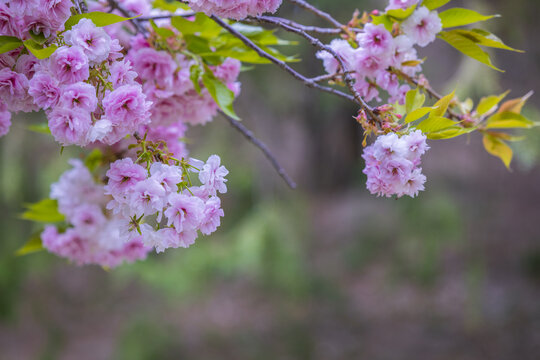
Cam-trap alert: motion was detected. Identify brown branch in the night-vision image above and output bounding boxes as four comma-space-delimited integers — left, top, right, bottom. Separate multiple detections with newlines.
243, 16, 342, 34
287, 0, 344, 29
210, 15, 357, 104
219, 112, 297, 189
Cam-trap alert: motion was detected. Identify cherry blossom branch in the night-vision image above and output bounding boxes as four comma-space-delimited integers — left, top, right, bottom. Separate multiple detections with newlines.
287, 0, 344, 29
249, 15, 382, 123
219, 111, 297, 189
210, 15, 357, 103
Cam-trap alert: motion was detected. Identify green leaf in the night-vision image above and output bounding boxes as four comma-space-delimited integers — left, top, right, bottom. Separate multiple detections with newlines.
21, 199, 65, 223
438, 31, 503, 72
476, 91, 509, 115
405, 88, 426, 113
483, 134, 512, 169
202, 67, 239, 120
451, 29, 523, 52
422, 0, 451, 10
416, 116, 458, 133
190, 64, 202, 94
84, 149, 103, 172
15, 233, 44, 256
171, 13, 222, 38
0, 35, 23, 54
23, 39, 57, 59
405, 107, 432, 123
371, 14, 393, 31
439, 8, 497, 28
430, 90, 455, 117
64, 12, 138, 31
485, 112, 535, 129
426, 126, 473, 140
26, 123, 51, 134
386, 5, 417, 20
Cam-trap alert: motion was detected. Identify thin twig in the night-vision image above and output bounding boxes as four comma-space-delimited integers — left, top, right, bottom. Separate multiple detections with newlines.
243, 16, 342, 34
287, 0, 344, 29
251, 15, 382, 123
107, 0, 148, 35
390, 67, 461, 120
138, 13, 196, 21
309, 71, 354, 83
219, 112, 297, 189
75, 0, 88, 13
210, 15, 356, 104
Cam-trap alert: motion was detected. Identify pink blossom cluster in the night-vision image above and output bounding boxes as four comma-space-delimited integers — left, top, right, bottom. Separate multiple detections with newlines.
32, 19, 152, 146
126, 35, 242, 127
0, 16, 154, 145
43, 160, 151, 267
362, 130, 429, 198
104, 155, 227, 253
41, 153, 228, 265
0, 0, 72, 40
316, 1, 442, 104
186, 0, 283, 20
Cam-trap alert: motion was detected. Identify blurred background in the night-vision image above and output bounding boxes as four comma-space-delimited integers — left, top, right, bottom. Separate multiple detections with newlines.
1, 0, 540, 359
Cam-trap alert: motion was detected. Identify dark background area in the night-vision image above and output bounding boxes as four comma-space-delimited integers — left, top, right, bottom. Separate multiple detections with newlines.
1, 0, 540, 359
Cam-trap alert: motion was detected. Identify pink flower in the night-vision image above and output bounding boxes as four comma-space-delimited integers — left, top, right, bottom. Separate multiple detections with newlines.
357, 23, 393, 56
64, 19, 112, 64
187, 0, 282, 20
70, 204, 106, 233
376, 71, 400, 96
316, 39, 355, 74
402, 6, 442, 47
48, 107, 92, 146
28, 72, 61, 110
150, 163, 183, 193
20, 14, 56, 40
15, 54, 38, 79
164, 193, 205, 232
105, 158, 147, 195
108, 59, 137, 87
102, 84, 151, 129
354, 48, 388, 78
130, 47, 176, 87
59, 82, 98, 112
49, 46, 90, 84
353, 77, 380, 103
199, 197, 224, 235
199, 155, 229, 195
128, 178, 167, 217
0, 4, 21, 37
0, 68, 36, 112
50, 159, 105, 216
41, 0, 73, 28
213, 58, 241, 84
42, 227, 89, 265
